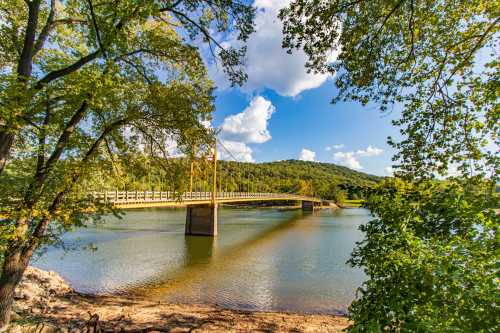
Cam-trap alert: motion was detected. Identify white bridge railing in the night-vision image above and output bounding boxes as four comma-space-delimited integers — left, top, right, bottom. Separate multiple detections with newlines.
92, 191, 319, 204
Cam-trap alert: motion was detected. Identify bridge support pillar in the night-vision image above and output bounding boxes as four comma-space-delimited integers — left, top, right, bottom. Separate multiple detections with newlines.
301, 201, 317, 212
185, 204, 218, 236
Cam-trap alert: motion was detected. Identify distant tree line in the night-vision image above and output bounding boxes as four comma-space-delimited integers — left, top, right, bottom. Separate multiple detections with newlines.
86, 156, 380, 202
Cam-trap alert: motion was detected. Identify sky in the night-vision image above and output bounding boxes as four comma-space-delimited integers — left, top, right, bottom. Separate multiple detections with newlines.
205, 0, 399, 177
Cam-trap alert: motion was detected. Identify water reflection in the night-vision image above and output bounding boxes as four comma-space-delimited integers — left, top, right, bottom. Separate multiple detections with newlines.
34, 207, 369, 313
183, 236, 216, 266
135, 210, 305, 297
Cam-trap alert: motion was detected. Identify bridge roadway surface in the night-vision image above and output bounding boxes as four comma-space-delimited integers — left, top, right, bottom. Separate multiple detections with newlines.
94, 191, 323, 209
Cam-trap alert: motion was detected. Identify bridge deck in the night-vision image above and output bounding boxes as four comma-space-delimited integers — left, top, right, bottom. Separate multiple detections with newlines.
93, 191, 322, 209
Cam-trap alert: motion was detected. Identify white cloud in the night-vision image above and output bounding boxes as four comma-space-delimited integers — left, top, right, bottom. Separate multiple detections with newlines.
218, 96, 276, 162
210, 0, 337, 97
445, 164, 462, 178
384, 166, 394, 176
122, 127, 185, 158
333, 151, 363, 170
163, 136, 180, 157
326, 144, 344, 151
220, 96, 275, 144
219, 140, 254, 162
200, 119, 212, 129
333, 145, 384, 170
155, 135, 185, 158
299, 148, 316, 161
356, 145, 384, 157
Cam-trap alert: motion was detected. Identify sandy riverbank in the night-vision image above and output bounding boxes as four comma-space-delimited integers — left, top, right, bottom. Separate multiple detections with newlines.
7, 267, 350, 332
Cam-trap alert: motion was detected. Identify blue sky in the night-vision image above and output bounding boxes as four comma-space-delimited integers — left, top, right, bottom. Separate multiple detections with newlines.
206, 0, 400, 176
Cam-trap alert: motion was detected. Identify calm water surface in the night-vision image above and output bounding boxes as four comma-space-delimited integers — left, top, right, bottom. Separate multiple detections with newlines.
34, 207, 370, 313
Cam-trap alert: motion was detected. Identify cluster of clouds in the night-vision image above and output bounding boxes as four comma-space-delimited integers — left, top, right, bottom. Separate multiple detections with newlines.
298, 148, 316, 162
197, 1, 394, 174
210, 0, 335, 97
220, 96, 275, 144
219, 96, 275, 162
298, 144, 385, 171
219, 140, 254, 162
207, 0, 340, 163
212, 0, 327, 162
216, 97, 385, 170
324, 144, 344, 151
333, 145, 384, 170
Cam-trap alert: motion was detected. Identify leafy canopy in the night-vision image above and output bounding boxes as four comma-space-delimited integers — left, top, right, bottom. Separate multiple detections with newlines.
280, 0, 499, 178
280, 1, 499, 332
349, 179, 498, 332
0, 0, 254, 286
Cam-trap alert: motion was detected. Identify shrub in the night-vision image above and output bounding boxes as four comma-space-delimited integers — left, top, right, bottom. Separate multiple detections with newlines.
348, 178, 499, 332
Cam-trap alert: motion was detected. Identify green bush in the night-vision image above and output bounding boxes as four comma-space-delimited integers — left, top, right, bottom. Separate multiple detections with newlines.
348, 178, 499, 332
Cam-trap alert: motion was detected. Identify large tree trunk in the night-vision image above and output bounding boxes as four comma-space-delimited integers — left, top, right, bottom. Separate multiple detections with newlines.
0, 131, 15, 175
0, 248, 30, 331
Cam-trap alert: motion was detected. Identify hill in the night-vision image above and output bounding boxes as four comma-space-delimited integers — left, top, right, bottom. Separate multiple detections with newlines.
218, 159, 381, 200
95, 157, 381, 201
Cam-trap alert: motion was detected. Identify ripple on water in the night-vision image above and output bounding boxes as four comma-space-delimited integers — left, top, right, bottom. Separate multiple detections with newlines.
33, 207, 369, 313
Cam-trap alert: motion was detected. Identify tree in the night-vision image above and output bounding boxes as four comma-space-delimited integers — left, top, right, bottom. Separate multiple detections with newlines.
0, 0, 254, 329
280, 1, 499, 331
328, 183, 346, 205
297, 179, 314, 196
280, 0, 499, 178
348, 179, 498, 332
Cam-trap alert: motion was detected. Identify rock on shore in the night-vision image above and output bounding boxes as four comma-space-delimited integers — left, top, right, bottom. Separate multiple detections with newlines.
8, 266, 349, 332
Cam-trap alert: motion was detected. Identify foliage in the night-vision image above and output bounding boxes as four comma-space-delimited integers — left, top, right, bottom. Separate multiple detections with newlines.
0, 0, 254, 327
328, 183, 347, 204
280, 1, 499, 331
0, 0, 254, 251
218, 160, 380, 200
92, 157, 381, 201
280, 0, 499, 178
348, 178, 499, 332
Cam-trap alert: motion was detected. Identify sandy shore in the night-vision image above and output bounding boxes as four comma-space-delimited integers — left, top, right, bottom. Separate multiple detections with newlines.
8, 267, 350, 332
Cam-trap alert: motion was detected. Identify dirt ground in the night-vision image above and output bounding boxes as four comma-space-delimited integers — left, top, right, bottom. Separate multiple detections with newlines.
7, 267, 350, 333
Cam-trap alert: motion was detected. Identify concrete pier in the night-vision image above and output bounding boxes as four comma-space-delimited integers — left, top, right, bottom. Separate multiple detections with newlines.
185, 204, 218, 236
301, 201, 316, 212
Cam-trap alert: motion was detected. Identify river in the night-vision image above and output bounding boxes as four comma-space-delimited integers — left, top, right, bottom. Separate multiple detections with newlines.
33, 207, 370, 314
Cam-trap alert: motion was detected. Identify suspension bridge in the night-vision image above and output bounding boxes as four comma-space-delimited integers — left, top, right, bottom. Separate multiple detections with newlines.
93, 140, 327, 236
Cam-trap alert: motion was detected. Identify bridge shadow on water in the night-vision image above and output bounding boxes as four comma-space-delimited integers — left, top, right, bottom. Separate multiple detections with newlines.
130, 209, 320, 298
183, 236, 216, 266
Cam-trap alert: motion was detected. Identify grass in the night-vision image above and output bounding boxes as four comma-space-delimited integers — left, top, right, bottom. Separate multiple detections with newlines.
342, 199, 365, 207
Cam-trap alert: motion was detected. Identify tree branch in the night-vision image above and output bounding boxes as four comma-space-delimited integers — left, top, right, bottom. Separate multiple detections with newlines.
34, 50, 101, 89
119, 58, 153, 85
24, 116, 131, 253
405, 0, 415, 63
166, 8, 226, 51
87, 0, 106, 58
52, 17, 87, 25
50, 117, 131, 205
33, 0, 55, 56
21, 100, 89, 209
35, 99, 51, 174
160, 0, 184, 11
441, 16, 500, 87
42, 101, 89, 175
33, 5, 141, 90
375, 0, 405, 39
164, 6, 243, 81
17, 0, 41, 78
